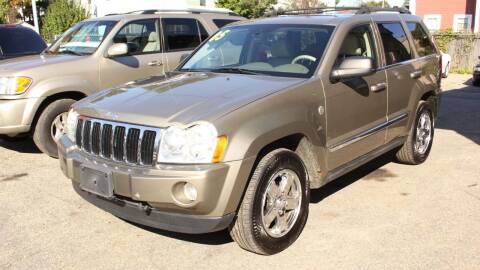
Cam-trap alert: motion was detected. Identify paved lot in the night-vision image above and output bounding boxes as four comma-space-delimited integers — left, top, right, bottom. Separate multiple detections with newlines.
1, 74, 479, 270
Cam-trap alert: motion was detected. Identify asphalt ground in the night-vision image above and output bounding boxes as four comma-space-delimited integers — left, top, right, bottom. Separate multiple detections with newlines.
1, 74, 479, 269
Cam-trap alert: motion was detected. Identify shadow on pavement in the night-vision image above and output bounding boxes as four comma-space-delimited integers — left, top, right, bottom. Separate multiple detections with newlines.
0, 137, 41, 154
126, 221, 233, 245
436, 79, 480, 144
310, 151, 395, 204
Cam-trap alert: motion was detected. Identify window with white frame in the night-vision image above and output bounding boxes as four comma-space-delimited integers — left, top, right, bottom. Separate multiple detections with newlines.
453, 14, 472, 32
424, 14, 442, 31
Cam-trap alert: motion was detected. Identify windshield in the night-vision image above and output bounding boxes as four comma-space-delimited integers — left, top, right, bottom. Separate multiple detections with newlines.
180, 24, 334, 78
48, 20, 117, 55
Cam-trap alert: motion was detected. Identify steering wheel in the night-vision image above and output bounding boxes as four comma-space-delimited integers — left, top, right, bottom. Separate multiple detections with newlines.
291, 55, 317, 65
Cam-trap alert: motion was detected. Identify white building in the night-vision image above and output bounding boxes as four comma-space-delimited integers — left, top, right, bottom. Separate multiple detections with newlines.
79, 0, 216, 17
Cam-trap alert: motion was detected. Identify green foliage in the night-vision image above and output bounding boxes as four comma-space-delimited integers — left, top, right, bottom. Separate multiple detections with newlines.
41, 0, 89, 42
361, 1, 391, 8
217, 0, 277, 19
432, 30, 477, 52
0, 1, 9, 24
450, 67, 472, 74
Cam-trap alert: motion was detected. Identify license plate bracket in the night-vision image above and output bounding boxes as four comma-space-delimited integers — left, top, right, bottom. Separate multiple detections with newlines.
79, 166, 113, 198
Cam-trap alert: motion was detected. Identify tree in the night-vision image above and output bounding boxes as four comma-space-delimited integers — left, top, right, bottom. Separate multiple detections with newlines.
0, 1, 9, 24
361, 0, 391, 8
217, 0, 277, 19
41, 0, 89, 42
288, 0, 326, 9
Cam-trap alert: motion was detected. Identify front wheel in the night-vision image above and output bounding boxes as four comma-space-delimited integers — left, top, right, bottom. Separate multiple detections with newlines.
229, 148, 310, 255
33, 99, 76, 158
395, 100, 435, 165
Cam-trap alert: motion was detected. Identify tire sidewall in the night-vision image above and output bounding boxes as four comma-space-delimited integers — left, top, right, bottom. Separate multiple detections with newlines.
251, 150, 310, 254
33, 99, 75, 157
411, 102, 435, 164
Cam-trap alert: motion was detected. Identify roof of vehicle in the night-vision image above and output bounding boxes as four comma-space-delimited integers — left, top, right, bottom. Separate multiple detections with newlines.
85, 7, 242, 22
232, 7, 420, 27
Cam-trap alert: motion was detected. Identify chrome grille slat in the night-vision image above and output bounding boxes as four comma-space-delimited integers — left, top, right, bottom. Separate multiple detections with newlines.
75, 117, 161, 167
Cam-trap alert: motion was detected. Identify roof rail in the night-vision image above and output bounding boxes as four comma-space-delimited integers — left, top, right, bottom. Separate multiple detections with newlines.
125, 7, 240, 16
269, 6, 411, 16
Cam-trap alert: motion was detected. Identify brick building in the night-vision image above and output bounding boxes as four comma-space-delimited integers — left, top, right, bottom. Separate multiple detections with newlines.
410, 0, 480, 32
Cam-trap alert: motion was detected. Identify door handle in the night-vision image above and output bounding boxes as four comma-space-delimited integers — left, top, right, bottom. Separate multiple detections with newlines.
410, 70, 422, 79
147, 61, 163, 67
370, 82, 387, 92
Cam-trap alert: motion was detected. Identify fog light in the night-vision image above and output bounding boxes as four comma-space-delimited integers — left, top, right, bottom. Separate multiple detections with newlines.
183, 183, 198, 201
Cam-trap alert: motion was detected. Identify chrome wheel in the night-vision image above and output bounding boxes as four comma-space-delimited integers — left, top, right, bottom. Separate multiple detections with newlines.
51, 112, 68, 142
414, 111, 432, 155
261, 169, 302, 238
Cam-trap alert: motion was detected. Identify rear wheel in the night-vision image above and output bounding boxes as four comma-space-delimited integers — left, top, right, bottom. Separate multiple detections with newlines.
395, 100, 434, 165
229, 148, 310, 255
33, 99, 75, 158
473, 79, 480, 87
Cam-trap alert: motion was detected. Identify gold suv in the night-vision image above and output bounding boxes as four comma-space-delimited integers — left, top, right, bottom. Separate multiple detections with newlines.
58, 7, 442, 255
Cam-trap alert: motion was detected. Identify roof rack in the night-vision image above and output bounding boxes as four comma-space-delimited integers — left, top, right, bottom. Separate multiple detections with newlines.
270, 6, 410, 16
125, 7, 240, 16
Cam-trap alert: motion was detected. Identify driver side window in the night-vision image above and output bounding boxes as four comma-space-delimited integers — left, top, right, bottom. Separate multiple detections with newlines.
337, 24, 377, 68
113, 19, 160, 55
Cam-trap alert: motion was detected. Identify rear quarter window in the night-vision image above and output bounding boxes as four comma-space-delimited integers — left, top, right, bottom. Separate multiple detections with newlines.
406, 22, 437, 57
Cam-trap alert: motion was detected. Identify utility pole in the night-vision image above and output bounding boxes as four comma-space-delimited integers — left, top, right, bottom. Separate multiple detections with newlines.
32, 0, 39, 33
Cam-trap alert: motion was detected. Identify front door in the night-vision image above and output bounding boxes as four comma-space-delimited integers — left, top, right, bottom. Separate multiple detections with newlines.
324, 23, 388, 169
99, 19, 166, 89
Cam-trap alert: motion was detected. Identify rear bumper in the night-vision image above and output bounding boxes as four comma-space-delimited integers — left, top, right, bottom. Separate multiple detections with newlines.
0, 97, 43, 135
73, 183, 235, 234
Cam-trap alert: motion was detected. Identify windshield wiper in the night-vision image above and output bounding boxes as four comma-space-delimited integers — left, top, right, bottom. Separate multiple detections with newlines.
211, 67, 261, 75
58, 49, 84, 56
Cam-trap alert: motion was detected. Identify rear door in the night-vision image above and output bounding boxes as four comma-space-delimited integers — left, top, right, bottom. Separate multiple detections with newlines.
375, 21, 418, 141
99, 19, 165, 89
160, 17, 210, 71
324, 23, 388, 169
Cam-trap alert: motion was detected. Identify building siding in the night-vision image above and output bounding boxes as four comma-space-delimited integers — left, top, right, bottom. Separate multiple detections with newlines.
414, 0, 478, 32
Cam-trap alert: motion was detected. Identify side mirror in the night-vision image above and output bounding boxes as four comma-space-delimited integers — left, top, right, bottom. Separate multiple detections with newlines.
331, 56, 375, 81
180, 53, 190, 62
107, 43, 128, 58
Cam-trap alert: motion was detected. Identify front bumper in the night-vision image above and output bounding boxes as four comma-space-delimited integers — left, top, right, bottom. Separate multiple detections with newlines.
0, 97, 43, 135
58, 135, 255, 234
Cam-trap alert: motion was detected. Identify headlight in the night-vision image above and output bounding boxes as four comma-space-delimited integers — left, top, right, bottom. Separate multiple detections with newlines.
0, 76, 33, 95
158, 123, 227, 164
65, 109, 79, 142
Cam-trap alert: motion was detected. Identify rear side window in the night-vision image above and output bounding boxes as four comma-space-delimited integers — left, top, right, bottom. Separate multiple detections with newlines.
213, 19, 239, 28
162, 18, 209, 51
406, 22, 436, 57
377, 22, 412, 65
0, 27, 46, 57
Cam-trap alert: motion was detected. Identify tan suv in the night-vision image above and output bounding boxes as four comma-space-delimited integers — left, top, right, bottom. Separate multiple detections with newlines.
57, 7, 442, 255
0, 8, 243, 157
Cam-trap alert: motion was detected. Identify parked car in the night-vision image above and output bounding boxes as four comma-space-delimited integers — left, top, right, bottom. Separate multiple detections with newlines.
0, 8, 244, 156
473, 57, 480, 86
0, 24, 47, 60
57, 7, 441, 255
441, 52, 451, 78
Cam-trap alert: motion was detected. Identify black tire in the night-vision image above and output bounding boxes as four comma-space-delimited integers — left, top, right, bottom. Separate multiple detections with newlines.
229, 148, 310, 255
473, 79, 480, 87
33, 99, 75, 158
395, 100, 435, 165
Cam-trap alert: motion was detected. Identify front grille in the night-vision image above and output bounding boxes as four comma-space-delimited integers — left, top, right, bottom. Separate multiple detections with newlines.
75, 117, 160, 166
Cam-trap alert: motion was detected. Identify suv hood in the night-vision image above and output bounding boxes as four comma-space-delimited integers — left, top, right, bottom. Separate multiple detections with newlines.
0, 54, 81, 73
75, 72, 305, 127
